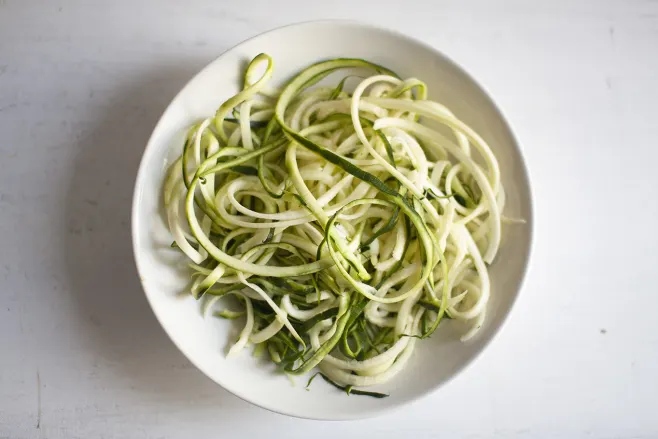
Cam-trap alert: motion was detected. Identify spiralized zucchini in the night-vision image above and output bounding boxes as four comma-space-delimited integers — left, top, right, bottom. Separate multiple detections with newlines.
164, 53, 508, 396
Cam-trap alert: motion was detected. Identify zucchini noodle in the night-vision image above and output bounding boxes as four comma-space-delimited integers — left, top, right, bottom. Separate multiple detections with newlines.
163, 53, 509, 396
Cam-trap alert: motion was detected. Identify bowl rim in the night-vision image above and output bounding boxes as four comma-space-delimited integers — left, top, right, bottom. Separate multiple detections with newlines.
131, 18, 535, 420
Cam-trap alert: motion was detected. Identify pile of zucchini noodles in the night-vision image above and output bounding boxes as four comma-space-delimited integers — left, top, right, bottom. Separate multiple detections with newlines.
164, 53, 507, 395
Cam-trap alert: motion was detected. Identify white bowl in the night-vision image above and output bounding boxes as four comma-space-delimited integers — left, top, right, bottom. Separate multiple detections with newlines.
132, 20, 533, 420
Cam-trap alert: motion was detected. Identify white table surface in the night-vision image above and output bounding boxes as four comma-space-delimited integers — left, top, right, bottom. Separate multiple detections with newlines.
2, 0, 657, 437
